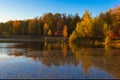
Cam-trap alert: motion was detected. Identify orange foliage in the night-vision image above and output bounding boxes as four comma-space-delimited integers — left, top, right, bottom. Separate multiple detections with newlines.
63, 25, 68, 38
13, 21, 20, 27
62, 44, 67, 57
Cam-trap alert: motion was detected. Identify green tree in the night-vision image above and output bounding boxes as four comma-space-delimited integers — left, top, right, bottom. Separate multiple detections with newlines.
0, 22, 5, 34
38, 18, 44, 36
28, 18, 38, 35
69, 13, 80, 35
66, 14, 73, 36
4, 21, 13, 34
92, 17, 105, 38
21, 21, 29, 35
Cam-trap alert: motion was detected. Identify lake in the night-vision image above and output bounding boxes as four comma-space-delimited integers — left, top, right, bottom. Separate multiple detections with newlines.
0, 41, 120, 79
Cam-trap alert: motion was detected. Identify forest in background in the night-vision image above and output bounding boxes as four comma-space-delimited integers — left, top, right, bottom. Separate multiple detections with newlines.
0, 6, 120, 41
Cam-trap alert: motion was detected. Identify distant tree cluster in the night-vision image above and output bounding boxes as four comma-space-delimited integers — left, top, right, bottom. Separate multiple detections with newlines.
0, 13, 80, 37
0, 6, 120, 40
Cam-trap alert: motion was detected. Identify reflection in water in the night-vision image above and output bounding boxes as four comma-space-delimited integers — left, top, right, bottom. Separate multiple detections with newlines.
0, 42, 120, 79
69, 42, 120, 78
9, 43, 78, 67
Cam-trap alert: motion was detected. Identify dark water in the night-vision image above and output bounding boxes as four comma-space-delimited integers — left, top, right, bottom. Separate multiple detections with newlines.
0, 41, 120, 79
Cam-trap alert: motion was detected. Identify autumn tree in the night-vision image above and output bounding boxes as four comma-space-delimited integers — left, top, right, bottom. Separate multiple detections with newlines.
1, 6, 120, 39
43, 23, 49, 36
76, 10, 93, 38
55, 17, 65, 36
12, 20, 21, 34
110, 6, 120, 38
42, 13, 56, 35
28, 18, 38, 35
48, 29, 52, 36
103, 23, 109, 36
63, 25, 68, 38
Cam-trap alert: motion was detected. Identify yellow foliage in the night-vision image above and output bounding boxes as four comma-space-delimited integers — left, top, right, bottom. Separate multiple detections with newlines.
43, 23, 49, 36
105, 36, 111, 44
75, 10, 93, 37
69, 31, 76, 42
48, 29, 52, 36
44, 23, 49, 29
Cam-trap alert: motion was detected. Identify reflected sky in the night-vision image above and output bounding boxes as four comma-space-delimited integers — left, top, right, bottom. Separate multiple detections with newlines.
0, 42, 119, 79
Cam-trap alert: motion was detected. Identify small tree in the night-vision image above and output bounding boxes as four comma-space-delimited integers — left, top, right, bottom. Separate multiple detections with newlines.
43, 23, 49, 41
43, 23, 49, 36
62, 25, 68, 42
63, 25, 68, 38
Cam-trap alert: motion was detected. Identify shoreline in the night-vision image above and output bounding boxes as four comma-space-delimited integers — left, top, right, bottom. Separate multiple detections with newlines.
0, 38, 44, 42
0, 37, 67, 43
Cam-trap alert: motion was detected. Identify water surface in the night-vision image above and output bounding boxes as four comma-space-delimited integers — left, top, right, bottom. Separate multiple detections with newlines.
0, 41, 120, 79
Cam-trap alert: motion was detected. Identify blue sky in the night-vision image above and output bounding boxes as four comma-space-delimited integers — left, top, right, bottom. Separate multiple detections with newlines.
0, 0, 120, 22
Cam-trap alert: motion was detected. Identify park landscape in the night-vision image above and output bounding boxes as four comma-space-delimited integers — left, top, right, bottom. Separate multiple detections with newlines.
0, 6, 120, 47
0, 0, 120, 79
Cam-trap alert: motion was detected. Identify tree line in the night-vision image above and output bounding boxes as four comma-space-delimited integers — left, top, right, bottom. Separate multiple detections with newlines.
69, 6, 120, 42
0, 6, 120, 40
0, 13, 80, 37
